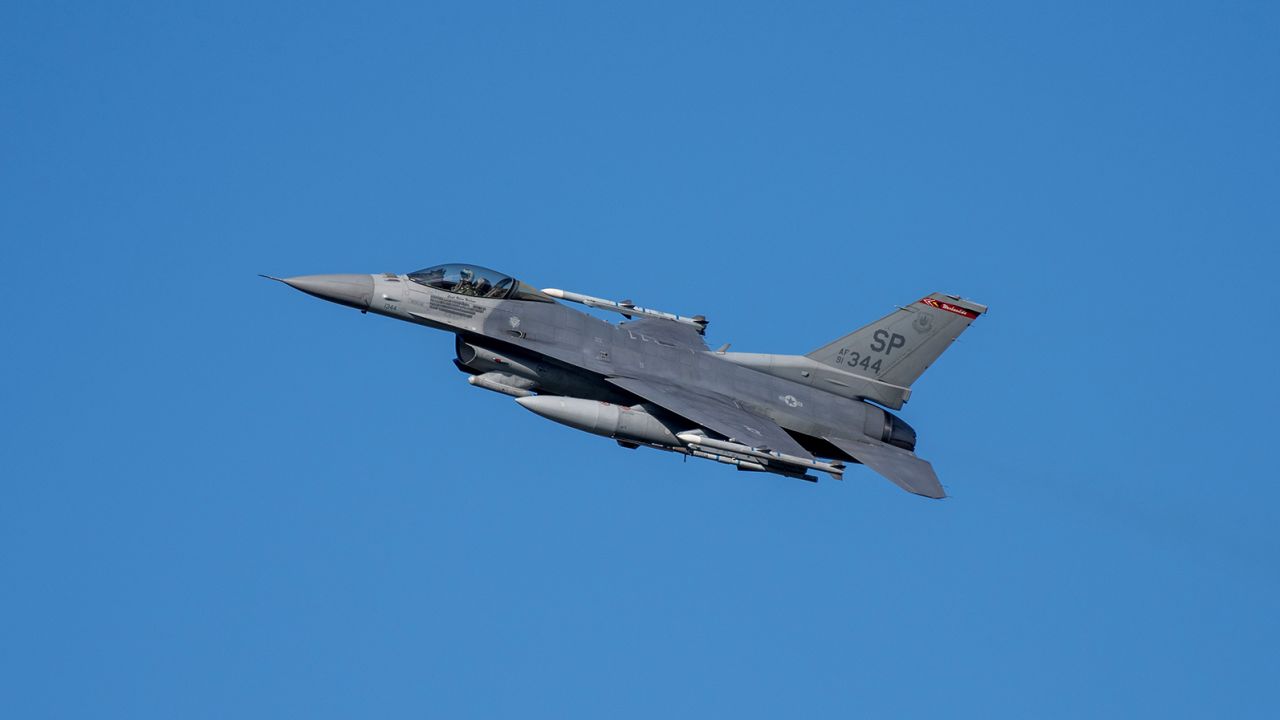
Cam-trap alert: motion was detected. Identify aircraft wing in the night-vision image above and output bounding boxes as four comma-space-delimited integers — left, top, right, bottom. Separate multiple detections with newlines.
824, 435, 946, 499
618, 318, 709, 351
606, 376, 813, 460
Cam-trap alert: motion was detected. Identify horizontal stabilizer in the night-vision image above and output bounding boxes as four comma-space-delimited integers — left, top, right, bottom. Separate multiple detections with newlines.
825, 436, 946, 499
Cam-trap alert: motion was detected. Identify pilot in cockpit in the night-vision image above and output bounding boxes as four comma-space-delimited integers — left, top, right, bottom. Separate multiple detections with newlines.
454, 267, 479, 296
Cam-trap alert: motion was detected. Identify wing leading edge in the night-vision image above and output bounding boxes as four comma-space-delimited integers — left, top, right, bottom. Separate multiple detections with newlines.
605, 376, 814, 460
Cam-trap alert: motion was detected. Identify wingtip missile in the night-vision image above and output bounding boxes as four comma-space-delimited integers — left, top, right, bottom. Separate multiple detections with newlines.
540, 287, 708, 334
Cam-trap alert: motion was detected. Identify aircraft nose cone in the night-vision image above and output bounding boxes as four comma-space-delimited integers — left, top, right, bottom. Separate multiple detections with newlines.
279, 274, 374, 310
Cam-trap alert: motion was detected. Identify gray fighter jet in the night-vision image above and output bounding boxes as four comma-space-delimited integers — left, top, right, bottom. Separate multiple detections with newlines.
265, 264, 986, 498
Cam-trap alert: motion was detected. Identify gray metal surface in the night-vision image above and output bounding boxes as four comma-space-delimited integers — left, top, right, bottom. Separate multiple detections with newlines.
806, 292, 987, 390
267, 263, 986, 499
825, 435, 945, 499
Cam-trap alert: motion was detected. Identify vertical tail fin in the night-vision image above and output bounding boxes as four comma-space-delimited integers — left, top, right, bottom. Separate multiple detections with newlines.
806, 293, 987, 390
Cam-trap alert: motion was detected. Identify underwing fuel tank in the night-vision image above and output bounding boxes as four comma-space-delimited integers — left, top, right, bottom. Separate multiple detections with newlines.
515, 396, 684, 447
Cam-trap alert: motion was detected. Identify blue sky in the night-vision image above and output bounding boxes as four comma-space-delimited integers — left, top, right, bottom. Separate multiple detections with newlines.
3, 1, 1277, 717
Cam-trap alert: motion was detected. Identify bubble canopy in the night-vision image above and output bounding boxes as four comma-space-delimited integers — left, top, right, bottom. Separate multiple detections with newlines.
406, 264, 550, 301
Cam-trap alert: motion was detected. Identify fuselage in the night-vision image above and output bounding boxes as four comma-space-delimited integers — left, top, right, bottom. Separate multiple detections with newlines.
268, 263, 988, 498
357, 271, 902, 456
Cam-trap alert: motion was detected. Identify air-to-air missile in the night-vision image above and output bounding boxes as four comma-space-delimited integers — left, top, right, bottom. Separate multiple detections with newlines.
542, 288, 709, 333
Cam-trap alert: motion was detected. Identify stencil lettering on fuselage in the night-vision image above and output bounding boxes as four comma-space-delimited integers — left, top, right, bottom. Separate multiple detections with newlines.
429, 295, 486, 318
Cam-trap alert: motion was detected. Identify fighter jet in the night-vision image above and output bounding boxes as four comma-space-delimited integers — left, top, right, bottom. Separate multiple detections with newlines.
265, 264, 986, 498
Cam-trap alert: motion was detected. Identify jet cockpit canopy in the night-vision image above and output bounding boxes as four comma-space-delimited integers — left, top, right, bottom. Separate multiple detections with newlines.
407, 263, 550, 301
